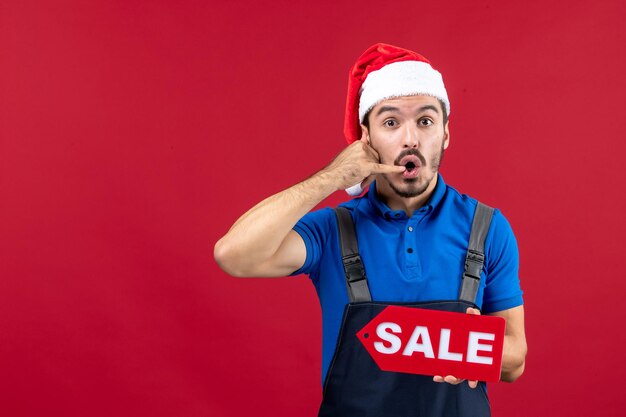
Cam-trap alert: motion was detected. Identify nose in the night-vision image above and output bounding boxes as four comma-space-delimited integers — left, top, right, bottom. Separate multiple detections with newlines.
402, 124, 419, 148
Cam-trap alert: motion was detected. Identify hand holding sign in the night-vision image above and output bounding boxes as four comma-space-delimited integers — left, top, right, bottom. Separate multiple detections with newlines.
357, 305, 505, 383
433, 307, 481, 389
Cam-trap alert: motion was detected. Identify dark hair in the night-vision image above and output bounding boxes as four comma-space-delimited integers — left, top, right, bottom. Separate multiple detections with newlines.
362, 98, 449, 129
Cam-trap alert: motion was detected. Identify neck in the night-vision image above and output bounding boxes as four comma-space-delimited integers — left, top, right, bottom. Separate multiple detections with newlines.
375, 175, 439, 217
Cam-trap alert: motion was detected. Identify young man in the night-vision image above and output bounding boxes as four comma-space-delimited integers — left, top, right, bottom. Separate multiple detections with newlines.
214, 43, 527, 416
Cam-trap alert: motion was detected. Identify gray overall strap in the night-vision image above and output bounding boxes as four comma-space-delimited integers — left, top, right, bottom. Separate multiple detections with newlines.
459, 202, 495, 304
334, 207, 372, 303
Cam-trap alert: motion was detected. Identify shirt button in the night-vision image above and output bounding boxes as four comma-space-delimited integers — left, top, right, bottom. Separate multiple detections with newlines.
408, 226, 414, 232
407, 248, 413, 253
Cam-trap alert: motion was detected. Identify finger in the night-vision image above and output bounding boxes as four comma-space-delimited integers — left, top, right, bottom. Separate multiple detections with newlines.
364, 143, 380, 161
370, 163, 405, 174
443, 375, 464, 385
352, 140, 378, 163
433, 375, 445, 383
468, 380, 478, 389
466, 307, 481, 315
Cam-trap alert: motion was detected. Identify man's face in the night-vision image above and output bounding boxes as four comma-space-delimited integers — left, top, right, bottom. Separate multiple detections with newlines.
362, 95, 449, 198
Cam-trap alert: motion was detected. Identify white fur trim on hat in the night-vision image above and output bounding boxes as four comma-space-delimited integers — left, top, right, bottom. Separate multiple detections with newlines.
358, 60, 450, 122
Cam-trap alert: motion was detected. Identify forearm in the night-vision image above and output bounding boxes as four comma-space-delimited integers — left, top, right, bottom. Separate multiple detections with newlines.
214, 168, 338, 276
500, 334, 527, 382
214, 140, 404, 277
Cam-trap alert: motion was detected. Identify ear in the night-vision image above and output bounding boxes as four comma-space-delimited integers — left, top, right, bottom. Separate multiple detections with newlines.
442, 121, 450, 150
360, 124, 370, 144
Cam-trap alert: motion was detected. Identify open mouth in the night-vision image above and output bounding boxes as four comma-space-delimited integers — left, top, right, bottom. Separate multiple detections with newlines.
397, 154, 422, 179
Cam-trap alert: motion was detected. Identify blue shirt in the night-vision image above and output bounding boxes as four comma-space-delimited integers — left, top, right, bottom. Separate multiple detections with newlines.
291, 174, 523, 383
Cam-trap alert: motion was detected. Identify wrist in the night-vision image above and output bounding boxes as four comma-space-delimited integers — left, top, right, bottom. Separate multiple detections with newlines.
312, 167, 342, 194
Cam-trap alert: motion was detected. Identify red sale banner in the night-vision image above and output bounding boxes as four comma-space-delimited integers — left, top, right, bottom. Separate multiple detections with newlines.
357, 306, 506, 382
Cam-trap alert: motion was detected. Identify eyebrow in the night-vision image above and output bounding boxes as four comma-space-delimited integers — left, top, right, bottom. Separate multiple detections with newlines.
417, 105, 440, 114
375, 104, 440, 117
375, 105, 400, 117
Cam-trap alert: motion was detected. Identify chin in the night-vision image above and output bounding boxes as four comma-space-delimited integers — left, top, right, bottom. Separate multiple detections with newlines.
391, 179, 430, 198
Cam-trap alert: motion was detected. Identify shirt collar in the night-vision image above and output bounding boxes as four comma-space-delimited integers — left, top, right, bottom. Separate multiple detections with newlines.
366, 173, 446, 219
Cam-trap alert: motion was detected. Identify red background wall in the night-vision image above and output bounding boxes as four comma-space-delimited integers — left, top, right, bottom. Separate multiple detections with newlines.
2, 1, 625, 415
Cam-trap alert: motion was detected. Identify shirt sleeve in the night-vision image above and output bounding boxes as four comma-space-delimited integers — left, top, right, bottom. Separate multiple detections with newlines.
482, 208, 524, 314
289, 207, 335, 281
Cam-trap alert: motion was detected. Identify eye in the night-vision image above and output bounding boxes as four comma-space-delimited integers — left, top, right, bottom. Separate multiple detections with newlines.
419, 118, 434, 126
383, 119, 398, 128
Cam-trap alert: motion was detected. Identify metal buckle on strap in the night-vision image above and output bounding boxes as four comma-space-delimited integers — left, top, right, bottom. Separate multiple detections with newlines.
343, 254, 366, 283
464, 249, 485, 280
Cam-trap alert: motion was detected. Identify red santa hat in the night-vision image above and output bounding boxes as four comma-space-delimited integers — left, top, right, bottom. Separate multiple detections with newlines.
344, 43, 450, 143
